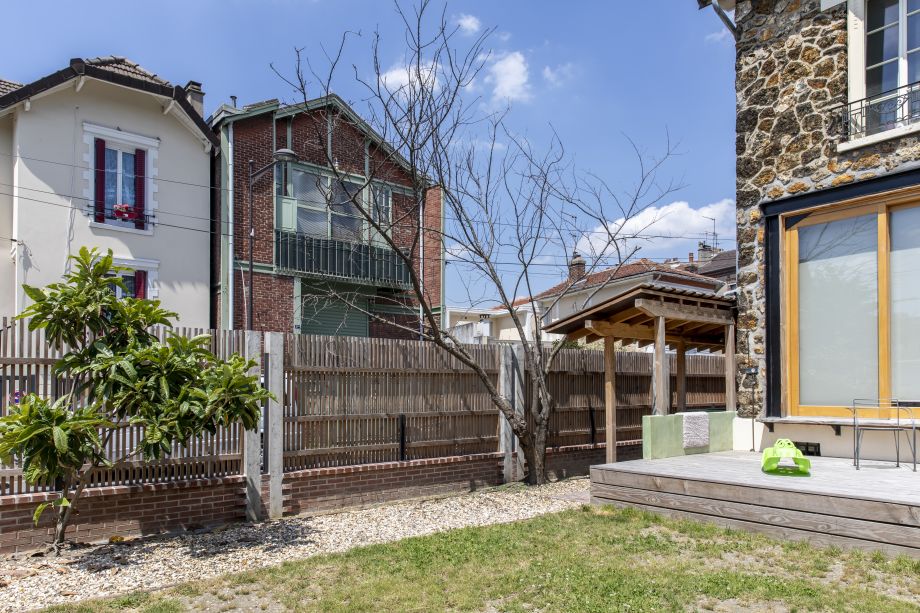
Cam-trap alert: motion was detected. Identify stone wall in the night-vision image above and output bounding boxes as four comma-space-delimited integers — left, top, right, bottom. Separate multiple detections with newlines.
733, 0, 920, 415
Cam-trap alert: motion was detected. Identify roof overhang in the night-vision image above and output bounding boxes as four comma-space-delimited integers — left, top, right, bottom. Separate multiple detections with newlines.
544, 283, 735, 351
0, 59, 219, 151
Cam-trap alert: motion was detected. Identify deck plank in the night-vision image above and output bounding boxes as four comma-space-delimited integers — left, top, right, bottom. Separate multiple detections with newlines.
590, 451, 920, 556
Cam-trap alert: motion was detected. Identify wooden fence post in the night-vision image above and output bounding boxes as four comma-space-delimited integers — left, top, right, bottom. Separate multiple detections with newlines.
499, 344, 525, 482
243, 331, 264, 522
264, 332, 284, 519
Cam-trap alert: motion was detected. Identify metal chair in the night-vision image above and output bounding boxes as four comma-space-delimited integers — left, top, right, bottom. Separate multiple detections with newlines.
850, 399, 917, 471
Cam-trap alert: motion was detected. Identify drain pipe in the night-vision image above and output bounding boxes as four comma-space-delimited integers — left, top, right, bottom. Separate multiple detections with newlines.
709, 1, 738, 42
227, 122, 235, 329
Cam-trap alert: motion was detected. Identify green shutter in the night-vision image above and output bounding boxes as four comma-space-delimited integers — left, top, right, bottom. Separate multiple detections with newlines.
300, 283, 369, 337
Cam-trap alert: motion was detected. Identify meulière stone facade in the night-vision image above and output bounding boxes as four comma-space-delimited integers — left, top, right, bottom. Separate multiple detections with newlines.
735, 0, 920, 415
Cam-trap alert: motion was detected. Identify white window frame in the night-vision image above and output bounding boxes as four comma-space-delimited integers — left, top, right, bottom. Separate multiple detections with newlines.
103, 144, 139, 230
82, 122, 158, 236
112, 256, 160, 299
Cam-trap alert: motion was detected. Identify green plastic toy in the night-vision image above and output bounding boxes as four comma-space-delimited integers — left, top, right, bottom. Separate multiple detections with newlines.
761, 439, 811, 476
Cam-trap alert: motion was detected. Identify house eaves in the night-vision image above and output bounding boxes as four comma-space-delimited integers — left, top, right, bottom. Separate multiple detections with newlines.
0, 58, 219, 150
212, 93, 416, 177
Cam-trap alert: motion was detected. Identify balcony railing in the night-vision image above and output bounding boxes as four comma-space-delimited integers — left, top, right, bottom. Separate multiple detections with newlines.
842, 81, 920, 141
275, 229, 412, 288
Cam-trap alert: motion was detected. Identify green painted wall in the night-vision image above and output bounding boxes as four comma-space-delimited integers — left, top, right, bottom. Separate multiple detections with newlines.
642, 411, 736, 460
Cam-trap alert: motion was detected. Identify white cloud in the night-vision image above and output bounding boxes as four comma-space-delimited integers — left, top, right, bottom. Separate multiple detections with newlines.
379, 61, 440, 94
577, 198, 736, 262
457, 13, 482, 35
542, 62, 576, 87
704, 28, 732, 44
485, 51, 531, 103
497, 31, 512, 42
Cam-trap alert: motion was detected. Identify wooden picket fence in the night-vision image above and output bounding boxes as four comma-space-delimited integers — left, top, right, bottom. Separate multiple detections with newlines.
1, 319, 728, 494
0, 318, 245, 495
281, 334, 501, 470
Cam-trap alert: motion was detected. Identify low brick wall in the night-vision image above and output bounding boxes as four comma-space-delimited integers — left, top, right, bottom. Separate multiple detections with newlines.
0, 477, 246, 554
282, 453, 505, 515
0, 444, 619, 554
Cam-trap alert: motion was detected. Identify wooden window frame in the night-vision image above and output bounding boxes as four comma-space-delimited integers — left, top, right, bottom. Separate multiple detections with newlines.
782, 191, 920, 417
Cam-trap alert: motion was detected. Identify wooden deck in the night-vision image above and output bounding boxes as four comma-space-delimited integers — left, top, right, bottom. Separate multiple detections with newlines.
590, 451, 920, 556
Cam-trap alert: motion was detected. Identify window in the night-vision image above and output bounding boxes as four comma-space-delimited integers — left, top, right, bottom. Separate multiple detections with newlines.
370, 185, 392, 245
107, 270, 147, 299
784, 200, 920, 416
859, 0, 920, 135
94, 138, 147, 230
279, 165, 385, 243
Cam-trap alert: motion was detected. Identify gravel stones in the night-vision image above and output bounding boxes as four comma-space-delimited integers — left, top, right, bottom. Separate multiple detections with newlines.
0, 478, 589, 612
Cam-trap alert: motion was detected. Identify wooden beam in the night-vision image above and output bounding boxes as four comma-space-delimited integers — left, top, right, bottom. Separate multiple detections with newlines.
653, 316, 669, 416
676, 340, 687, 413
636, 298, 733, 326
604, 335, 617, 464
725, 322, 737, 412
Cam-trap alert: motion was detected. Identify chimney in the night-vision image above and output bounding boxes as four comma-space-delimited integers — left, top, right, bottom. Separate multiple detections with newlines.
697, 241, 715, 263
184, 80, 205, 117
568, 251, 586, 282
688, 252, 694, 264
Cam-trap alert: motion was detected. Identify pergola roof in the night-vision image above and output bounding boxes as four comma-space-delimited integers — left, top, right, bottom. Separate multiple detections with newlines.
543, 283, 736, 351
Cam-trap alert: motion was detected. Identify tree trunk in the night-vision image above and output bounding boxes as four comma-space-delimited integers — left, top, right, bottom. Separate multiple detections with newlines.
521, 416, 549, 485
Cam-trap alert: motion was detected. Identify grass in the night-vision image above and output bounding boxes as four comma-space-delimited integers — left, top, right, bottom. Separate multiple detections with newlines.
45, 505, 920, 613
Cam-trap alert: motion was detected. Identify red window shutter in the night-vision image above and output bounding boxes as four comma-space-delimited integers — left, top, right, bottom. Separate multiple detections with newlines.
94, 138, 106, 222
134, 149, 146, 230
134, 270, 147, 299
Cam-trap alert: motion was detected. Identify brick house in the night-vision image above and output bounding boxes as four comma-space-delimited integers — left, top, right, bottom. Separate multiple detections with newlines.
209, 95, 443, 337
701, 0, 920, 459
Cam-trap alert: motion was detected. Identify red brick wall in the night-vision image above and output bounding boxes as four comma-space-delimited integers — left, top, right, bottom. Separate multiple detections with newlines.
233, 271, 293, 332
220, 105, 442, 335
0, 477, 246, 554
282, 453, 504, 515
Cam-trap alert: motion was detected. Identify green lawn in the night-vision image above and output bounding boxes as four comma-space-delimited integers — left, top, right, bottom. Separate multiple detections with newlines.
48, 505, 920, 613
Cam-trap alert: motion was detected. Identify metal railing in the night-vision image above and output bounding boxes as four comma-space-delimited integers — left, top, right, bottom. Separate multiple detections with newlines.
842, 81, 920, 140
94, 206, 155, 229
274, 229, 412, 288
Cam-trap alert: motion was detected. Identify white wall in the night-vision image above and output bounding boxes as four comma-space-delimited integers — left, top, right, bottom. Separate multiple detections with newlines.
0, 114, 13, 318
732, 416, 916, 464
7, 79, 211, 327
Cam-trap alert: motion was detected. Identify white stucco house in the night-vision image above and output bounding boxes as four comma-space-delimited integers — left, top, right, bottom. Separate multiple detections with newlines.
0, 57, 217, 326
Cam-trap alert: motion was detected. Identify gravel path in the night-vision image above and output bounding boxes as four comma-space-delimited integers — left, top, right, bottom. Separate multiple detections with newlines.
0, 478, 590, 612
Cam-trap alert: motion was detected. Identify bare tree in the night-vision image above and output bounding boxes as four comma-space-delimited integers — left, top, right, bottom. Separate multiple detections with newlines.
272, 0, 680, 484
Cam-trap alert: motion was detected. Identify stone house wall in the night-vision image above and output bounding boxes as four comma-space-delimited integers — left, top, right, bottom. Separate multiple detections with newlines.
733, 0, 920, 415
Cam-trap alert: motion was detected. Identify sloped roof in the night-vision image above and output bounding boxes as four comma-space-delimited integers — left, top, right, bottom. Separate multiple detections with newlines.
84, 56, 171, 86
0, 78, 21, 97
534, 259, 722, 301
0, 57, 217, 148
697, 249, 737, 275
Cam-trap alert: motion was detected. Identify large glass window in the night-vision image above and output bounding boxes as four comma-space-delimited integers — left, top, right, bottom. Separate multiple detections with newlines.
797, 215, 879, 406
786, 201, 920, 415
103, 147, 137, 228
890, 206, 920, 398
278, 166, 380, 243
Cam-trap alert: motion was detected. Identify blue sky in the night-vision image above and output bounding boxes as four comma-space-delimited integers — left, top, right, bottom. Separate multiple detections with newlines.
0, 1, 737, 303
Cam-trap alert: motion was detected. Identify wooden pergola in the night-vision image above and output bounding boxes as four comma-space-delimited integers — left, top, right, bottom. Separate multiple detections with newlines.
543, 284, 736, 463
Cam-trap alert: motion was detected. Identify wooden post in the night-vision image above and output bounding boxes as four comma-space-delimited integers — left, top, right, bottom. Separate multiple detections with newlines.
243, 331, 264, 522
264, 332, 284, 520
653, 316, 669, 416
676, 340, 687, 413
499, 344, 525, 481
725, 322, 737, 412
604, 335, 617, 464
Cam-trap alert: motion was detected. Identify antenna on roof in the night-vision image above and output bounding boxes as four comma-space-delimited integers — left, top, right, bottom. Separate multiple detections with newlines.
702, 215, 718, 251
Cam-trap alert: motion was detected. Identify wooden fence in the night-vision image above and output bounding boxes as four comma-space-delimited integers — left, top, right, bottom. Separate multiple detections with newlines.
281, 334, 501, 470
0, 318, 245, 495
1, 321, 728, 494
540, 350, 727, 449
